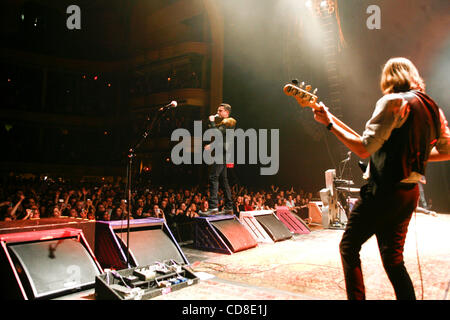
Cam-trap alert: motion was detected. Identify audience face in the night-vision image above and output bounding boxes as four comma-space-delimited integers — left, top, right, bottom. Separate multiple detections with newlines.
114, 207, 123, 218
135, 207, 144, 217
52, 207, 61, 218
80, 209, 87, 219
69, 208, 78, 218
102, 211, 111, 221
201, 200, 208, 211
29, 206, 40, 219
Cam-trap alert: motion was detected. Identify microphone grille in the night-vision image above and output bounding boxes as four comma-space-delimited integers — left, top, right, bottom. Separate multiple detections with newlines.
171, 101, 178, 107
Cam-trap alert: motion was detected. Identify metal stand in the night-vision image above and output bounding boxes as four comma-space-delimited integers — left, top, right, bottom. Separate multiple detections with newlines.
328, 201, 347, 230
124, 105, 171, 267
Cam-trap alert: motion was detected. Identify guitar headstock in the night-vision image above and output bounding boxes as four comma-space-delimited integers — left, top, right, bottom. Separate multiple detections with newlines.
283, 80, 318, 109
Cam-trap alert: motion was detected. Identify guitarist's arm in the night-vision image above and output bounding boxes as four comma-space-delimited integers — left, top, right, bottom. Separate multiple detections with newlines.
313, 102, 370, 159
314, 94, 411, 160
428, 108, 450, 162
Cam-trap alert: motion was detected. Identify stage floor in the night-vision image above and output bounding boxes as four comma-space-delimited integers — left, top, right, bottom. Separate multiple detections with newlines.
154, 211, 450, 300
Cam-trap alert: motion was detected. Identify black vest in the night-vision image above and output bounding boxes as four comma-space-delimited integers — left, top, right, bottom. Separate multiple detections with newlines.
368, 91, 441, 191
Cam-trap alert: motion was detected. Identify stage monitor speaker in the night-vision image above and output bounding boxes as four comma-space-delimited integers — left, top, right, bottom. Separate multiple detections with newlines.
0, 228, 102, 300
240, 211, 274, 243
95, 218, 187, 270
240, 210, 292, 242
194, 215, 257, 254
275, 206, 310, 234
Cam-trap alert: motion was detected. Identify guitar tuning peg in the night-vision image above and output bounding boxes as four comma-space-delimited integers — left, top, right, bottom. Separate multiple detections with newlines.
300, 82, 305, 88
313, 88, 318, 95
305, 85, 312, 92
291, 79, 299, 85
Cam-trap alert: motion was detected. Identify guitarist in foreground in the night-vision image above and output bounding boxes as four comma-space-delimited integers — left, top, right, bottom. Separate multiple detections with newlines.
297, 57, 450, 299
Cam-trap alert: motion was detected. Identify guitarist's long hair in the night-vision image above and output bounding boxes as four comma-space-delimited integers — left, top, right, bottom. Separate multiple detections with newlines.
380, 57, 425, 95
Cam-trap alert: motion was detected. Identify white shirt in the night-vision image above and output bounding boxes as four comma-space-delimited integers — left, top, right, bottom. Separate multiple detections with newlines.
360, 93, 450, 183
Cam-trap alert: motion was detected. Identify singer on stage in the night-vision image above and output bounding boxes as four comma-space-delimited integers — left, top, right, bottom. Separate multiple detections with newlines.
201, 103, 236, 216
312, 57, 450, 300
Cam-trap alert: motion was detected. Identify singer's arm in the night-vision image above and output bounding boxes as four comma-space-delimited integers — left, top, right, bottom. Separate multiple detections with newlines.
205, 115, 219, 150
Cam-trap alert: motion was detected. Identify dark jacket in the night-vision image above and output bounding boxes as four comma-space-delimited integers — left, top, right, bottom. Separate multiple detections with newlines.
369, 90, 441, 192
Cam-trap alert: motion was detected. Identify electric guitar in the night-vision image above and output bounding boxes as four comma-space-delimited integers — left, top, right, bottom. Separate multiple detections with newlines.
283, 80, 361, 138
283, 81, 319, 110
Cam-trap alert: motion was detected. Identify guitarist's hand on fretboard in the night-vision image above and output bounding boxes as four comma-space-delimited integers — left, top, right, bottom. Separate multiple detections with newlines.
312, 102, 332, 127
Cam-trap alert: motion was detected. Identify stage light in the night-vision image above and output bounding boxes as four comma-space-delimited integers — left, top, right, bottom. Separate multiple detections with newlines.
320, 0, 328, 8
305, 0, 312, 9
94, 76, 98, 80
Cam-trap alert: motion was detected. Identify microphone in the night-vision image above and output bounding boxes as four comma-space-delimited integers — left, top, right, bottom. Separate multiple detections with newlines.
158, 100, 177, 111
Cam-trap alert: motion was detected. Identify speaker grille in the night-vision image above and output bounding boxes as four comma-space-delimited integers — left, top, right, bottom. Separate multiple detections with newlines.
8, 238, 100, 299
255, 214, 292, 241
211, 219, 257, 252
116, 229, 185, 266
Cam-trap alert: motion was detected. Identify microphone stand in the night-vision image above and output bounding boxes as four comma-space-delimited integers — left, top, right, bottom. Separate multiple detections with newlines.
339, 153, 351, 180
124, 105, 171, 267
334, 153, 351, 229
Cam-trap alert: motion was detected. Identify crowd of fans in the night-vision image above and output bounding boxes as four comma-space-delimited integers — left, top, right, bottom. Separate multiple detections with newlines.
0, 176, 315, 241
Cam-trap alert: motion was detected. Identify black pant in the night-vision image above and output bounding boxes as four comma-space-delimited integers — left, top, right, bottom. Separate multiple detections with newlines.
208, 163, 233, 210
339, 182, 419, 300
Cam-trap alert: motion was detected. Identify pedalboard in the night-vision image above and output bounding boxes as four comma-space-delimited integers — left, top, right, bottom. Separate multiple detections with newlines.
95, 260, 199, 300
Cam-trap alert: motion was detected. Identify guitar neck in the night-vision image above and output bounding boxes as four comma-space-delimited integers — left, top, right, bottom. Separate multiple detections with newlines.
284, 83, 361, 139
